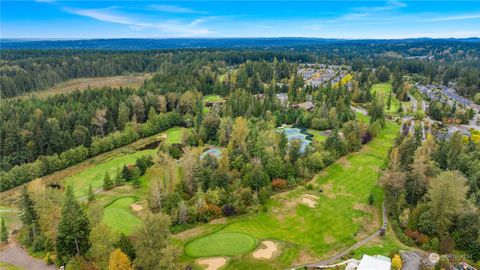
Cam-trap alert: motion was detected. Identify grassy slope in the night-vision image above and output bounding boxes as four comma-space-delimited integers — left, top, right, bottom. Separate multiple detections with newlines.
179, 120, 400, 269
102, 196, 142, 235
307, 129, 327, 142
371, 83, 400, 114
65, 149, 155, 197
203, 94, 224, 103
66, 127, 186, 197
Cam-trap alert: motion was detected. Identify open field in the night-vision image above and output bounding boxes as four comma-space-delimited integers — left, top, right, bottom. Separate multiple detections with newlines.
65, 149, 155, 197
371, 83, 400, 114
102, 196, 142, 235
203, 94, 225, 103
0, 127, 188, 206
177, 120, 400, 269
307, 129, 327, 143
12, 74, 152, 100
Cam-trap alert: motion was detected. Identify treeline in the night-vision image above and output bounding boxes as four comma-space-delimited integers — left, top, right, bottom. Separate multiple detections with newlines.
0, 49, 314, 98
382, 132, 480, 264
0, 111, 181, 191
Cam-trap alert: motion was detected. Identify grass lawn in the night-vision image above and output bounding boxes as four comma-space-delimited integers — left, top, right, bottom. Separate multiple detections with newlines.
0, 206, 19, 230
65, 127, 187, 197
102, 196, 142, 235
371, 83, 400, 114
203, 94, 224, 103
165, 127, 187, 144
65, 149, 155, 197
185, 232, 257, 257
307, 129, 327, 142
178, 120, 400, 269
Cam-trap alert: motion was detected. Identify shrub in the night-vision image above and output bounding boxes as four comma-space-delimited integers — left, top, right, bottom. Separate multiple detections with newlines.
222, 204, 236, 217
271, 179, 287, 190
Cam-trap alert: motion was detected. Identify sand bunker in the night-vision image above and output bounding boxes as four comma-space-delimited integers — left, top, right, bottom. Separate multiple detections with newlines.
130, 203, 143, 211
301, 194, 318, 208
252, 240, 278, 259
197, 257, 227, 270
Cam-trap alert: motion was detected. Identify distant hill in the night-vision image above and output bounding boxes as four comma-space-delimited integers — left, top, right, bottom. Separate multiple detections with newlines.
1, 37, 479, 50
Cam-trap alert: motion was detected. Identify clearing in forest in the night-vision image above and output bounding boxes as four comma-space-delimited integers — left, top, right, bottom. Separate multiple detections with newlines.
371, 82, 400, 114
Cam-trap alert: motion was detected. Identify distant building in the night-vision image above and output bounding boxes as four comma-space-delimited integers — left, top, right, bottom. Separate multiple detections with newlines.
356, 254, 391, 270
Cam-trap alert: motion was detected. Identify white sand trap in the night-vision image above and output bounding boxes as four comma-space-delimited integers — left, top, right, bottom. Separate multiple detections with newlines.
301, 194, 318, 208
252, 240, 278, 259
197, 257, 227, 270
130, 203, 143, 211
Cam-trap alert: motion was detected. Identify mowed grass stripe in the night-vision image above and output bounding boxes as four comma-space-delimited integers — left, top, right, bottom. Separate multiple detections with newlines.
180, 121, 399, 268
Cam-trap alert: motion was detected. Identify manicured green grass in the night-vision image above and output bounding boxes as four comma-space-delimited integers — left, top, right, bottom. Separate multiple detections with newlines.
165, 127, 187, 144
307, 129, 327, 142
65, 127, 187, 197
65, 149, 155, 197
0, 262, 23, 270
371, 83, 400, 114
102, 196, 141, 235
180, 121, 400, 268
185, 232, 257, 257
203, 94, 224, 103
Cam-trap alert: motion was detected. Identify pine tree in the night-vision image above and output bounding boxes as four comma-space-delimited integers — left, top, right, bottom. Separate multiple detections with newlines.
103, 172, 114, 190
57, 185, 91, 262
114, 233, 136, 261
115, 167, 124, 186
1, 218, 8, 242
122, 164, 132, 181
108, 249, 133, 270
18, 186, 38, 242
88, 184, 95, 202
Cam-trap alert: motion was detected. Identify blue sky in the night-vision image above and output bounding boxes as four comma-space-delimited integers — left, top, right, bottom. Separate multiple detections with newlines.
1, 1, 480, 39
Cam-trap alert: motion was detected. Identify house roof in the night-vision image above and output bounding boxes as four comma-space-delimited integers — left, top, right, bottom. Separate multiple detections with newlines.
357, 255, 391, 270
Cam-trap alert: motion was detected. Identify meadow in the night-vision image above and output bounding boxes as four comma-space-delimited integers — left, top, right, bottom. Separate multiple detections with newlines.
179, 120, 401, 269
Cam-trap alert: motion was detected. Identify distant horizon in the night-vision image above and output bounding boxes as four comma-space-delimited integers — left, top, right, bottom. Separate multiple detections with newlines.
2, 36, 479, 41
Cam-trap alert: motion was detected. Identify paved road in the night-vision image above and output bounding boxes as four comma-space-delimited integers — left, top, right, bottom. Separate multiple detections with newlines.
400, 251, 421, 270
407, 92, 417, 112
291, 201, 388, 269
0, 243, 56, 270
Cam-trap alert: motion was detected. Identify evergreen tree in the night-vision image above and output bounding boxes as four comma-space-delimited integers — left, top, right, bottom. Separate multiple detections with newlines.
115, 167, 124, 186
18, 186, 38, 242
114, 233, 136, 261
122, 164, 132, 181
103, 172, 114, 190
57, 185, 91, 262
0, 218, 8, 242
88, 184, 95, 202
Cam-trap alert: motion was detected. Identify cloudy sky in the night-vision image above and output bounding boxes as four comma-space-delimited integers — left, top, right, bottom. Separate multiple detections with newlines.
1, 1, 480, 39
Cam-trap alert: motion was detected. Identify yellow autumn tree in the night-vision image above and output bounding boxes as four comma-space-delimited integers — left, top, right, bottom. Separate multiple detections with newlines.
392, 254, 403, 270
108, 248, 132, 270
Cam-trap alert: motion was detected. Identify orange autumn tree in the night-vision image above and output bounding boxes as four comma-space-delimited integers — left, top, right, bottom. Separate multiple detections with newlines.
108, 248, 133, 270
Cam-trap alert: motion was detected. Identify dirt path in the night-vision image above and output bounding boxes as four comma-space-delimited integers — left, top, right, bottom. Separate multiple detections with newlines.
0, 242, 56, 270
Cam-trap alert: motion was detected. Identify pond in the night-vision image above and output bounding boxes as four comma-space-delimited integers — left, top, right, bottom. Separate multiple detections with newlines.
200, 147, 223, 160
277, 127, 313, 152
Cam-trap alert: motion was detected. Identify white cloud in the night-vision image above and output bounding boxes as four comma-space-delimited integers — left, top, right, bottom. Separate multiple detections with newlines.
328, 1, 406, 23
353, 1, 406, 13
35, 0, 56, 3
148, 4, 204, 14
423, 13, 480, 22
63, 6, 211, 36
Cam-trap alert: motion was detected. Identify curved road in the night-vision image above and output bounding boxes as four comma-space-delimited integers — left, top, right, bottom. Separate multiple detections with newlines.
1, 241, 56, 270
291, 201, 388, 269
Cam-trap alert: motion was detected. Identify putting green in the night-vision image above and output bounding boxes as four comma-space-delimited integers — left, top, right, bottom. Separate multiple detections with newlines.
185, 232, 257, 257
103, 196, 141, 235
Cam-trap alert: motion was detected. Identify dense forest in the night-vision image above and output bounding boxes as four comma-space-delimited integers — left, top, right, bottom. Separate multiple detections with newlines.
2, 39, 480, 98
1, 41, 479, 269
